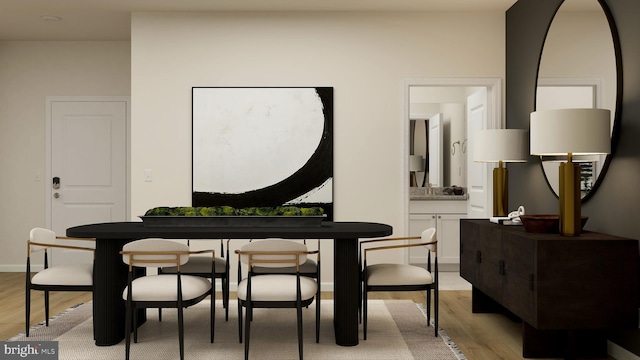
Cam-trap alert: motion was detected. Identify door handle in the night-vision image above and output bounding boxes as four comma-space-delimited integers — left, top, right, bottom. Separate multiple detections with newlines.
53, 177, 60, 189
53, 193, 61, 199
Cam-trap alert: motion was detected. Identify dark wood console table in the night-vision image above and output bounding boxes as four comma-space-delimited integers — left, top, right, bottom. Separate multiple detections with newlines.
67, 221, 392, 347
460, 219, 639, 358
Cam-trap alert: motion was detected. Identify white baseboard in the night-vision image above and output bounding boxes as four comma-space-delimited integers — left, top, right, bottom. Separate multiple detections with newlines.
0, 265, 37, 272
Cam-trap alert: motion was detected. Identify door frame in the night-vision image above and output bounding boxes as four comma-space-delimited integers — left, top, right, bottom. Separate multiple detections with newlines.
45, 96, 131, 229
402, 78, 502, 239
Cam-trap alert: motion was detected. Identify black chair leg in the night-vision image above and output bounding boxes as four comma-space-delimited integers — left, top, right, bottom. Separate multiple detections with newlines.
315, 298, 320, 343
158, 308, 162, 321
358, 276, 362, 324
25, 287, 30, 337
434, 287, 439, 337
297, 304, 304, 360
224, 277, 231, 321
178, 306, 185, 360
227, 277, 231, 321
211, 287, 215, 343
125, 301, 132, 360
426, 289, 431, 326
44, 290, 50, 326
133, 306, 138, 343
223, 277, 229, 321
363, 288, 368, 340
238, 300, 243, 343
244, 305, 251, 360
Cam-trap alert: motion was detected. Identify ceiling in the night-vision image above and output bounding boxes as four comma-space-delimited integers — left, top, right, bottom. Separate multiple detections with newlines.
0, 0, 520, 41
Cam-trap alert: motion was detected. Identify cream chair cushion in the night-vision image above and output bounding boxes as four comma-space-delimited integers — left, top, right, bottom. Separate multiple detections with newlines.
237, 275, 317, 302
122, 275, 211, 301
31, 264, 93, 286
366, 263, 433, 286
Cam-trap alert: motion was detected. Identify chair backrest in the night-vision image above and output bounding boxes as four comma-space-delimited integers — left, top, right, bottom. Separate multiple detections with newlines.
239, 239, 308, 268
187, 238, 228, 258
29, 227, 56, 252
422, 228, 437, 253
122, 239, 190, 268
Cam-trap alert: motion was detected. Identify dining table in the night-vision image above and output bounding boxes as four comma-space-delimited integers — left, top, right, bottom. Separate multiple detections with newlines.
66, 220, 392, 347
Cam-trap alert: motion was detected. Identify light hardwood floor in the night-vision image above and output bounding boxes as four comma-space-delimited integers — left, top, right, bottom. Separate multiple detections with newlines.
2, 272, 610, 360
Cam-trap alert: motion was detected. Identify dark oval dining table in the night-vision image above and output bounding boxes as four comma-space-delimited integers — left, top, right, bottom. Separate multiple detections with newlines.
67, 221, 392, 347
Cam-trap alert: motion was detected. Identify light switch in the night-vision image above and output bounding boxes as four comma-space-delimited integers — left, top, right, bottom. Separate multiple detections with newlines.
144, 169, 153, 182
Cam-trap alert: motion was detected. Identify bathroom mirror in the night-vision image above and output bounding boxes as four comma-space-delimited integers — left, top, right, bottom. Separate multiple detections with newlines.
409, 85, 486, 189
535, 0, 620, 202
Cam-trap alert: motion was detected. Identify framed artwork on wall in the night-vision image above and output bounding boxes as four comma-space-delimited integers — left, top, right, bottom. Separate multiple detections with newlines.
192, 87, 333, 220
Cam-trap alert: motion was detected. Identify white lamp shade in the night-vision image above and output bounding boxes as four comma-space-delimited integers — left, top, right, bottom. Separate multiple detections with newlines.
530, 109, 611, 156
473, 129, 529, 163
409, 155, 425, 171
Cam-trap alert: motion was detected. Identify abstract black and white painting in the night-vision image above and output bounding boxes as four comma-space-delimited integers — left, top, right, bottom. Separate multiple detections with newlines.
192, 87, 333, 219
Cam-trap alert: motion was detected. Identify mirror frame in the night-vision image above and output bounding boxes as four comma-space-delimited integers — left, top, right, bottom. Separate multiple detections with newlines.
534, 0, 623, 203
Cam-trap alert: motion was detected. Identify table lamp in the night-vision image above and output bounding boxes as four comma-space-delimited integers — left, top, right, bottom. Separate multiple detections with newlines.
530, 108, 610, 236
473, 129, 528, 217
409, 155, 425, 187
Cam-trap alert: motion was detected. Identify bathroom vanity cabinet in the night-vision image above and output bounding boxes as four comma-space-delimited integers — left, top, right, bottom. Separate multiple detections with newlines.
409, 198, 467, 270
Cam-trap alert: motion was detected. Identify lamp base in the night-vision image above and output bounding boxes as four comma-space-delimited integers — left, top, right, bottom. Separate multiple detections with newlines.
410, 172, 418, 187
493, 166, 508, 217
559, 161, 581, 236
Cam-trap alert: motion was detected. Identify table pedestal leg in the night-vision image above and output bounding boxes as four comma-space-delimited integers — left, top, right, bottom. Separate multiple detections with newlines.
333, 238, 359, 346
94, 238, 145, 346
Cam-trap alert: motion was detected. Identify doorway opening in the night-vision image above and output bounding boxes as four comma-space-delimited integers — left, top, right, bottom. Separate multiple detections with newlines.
402, 78, 502, 253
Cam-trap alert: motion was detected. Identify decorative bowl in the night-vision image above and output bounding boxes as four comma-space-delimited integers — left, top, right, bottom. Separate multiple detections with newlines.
519, 215, 589, 234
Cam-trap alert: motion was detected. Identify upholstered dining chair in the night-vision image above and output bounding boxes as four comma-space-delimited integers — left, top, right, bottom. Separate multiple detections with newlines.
25, 227, 95, 337
249, 239, 322, 317
360, 228, 438, 339
158, 239, 230, 320
236, 240, 320, 360
120, 239, 215, 360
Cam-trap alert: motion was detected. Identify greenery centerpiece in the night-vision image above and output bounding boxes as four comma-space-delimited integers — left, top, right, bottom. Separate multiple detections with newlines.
144, 205, 324, 217
141, 206, 326, 227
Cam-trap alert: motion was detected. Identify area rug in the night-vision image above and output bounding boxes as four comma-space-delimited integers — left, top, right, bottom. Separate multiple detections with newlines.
10, 300, 465, 360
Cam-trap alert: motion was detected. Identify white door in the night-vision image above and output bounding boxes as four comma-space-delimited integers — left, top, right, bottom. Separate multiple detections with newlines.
48, 98, 128, 265
428, 113, 443, 188
466, 89, 490, 218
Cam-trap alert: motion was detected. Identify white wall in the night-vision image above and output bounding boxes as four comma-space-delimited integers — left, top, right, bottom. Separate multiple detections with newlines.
130, 11, 505, 288
0, 11, 506, 283
0, 41, 131, 270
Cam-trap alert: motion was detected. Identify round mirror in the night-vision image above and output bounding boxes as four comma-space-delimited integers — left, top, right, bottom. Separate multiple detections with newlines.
535, 0, 620, 202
